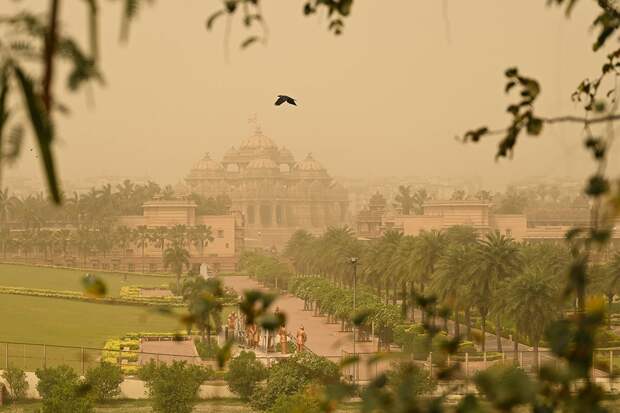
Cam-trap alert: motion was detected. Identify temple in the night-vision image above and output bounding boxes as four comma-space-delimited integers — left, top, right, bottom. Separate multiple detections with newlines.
183, 120, 349, 249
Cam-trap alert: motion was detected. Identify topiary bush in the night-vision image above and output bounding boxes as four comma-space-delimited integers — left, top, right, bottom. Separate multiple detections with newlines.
138, 360, 213, 413
1, 365, 28, 401
250, 352, 339, 411
225, 351, 268, 400
84, 362, 123, 402
35, 365, 93, 413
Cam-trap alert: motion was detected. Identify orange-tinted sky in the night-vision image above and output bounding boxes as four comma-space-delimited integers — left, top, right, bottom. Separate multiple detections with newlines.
8, 0, 619, 190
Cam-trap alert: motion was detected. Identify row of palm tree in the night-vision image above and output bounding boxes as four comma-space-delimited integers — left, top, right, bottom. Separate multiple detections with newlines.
1, 224, 214, 272
390, 184, 588, 216
284, 226, 620, 360
0, 180, 232, 230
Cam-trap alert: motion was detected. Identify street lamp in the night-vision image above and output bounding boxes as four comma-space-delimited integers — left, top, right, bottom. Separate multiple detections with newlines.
349, 256, 359, 383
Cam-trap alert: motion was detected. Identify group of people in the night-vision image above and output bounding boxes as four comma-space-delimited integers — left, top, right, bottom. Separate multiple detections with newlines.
225, 307, 308, 354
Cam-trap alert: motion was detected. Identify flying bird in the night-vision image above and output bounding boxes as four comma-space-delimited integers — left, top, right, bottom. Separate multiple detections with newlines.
274, 95, 297, 106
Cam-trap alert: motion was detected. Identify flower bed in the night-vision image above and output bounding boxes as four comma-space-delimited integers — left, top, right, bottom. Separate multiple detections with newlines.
102, 332, 190, 374
0, 285, 186, 307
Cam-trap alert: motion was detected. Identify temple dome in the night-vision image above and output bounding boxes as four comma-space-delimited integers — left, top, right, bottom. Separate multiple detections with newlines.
239, 129, 277, 150
278, 146, 295, 164
294, 153, 325, 171
192, 152, 223, 171
247, 158, 279, 169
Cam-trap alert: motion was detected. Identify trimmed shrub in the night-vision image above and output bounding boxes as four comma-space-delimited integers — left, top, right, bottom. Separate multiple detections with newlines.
386, 361, 437, 396
1, 365, 28, 401
84, 362, 123, 402
138, 361, 213, 413
250, 352, 339, 411
225, 351, 268, 400
35, 365, 93, 413
268, 384, 323, 413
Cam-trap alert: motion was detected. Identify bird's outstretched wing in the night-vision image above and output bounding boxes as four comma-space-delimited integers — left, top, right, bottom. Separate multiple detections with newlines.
275, 95, 287, 106
286, 97, 297, 106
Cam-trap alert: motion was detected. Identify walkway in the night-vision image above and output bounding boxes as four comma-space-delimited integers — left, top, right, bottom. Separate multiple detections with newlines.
222, 276, 375, 359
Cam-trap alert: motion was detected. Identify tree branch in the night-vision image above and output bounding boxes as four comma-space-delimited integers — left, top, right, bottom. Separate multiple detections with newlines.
483, 113, 620, 136
42, 0, 60, 112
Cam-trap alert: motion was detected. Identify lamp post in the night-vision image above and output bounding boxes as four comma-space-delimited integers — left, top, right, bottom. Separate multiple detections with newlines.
349, 256, 359, 383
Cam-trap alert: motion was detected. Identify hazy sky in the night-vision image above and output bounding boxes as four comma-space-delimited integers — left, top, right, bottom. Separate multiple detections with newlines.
8, 0, 620, 190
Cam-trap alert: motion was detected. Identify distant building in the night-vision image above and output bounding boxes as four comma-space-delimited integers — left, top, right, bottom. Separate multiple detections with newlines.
356, 192, 387, 239
182, 120, 349, 249
362, 199, 620, 247
116, 197, 244, 273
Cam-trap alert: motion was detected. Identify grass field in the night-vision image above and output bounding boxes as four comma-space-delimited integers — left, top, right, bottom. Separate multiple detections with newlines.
0, 294, 184, 348
0, 264, 175, 296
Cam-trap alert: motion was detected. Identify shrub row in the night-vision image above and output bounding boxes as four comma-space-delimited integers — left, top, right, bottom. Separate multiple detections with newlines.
0, 285, 186, 307
289, 277, 401, 329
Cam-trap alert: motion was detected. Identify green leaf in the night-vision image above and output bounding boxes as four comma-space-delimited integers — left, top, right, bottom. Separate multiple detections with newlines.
585, 175, 609, 197
206, 10, 225, 31
505, 67, 518, 77
82, 274, 107, 297
13, 65, 61, 204
240, 36, 260, 49
526, 117, 543, 135
505, 80, 516, 93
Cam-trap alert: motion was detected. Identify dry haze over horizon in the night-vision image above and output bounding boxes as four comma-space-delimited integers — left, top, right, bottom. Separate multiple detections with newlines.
7, 0, 620, 192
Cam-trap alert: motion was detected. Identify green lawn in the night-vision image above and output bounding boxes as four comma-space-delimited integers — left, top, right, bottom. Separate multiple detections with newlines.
0, 295, 184, 348
0, 264, 175, 296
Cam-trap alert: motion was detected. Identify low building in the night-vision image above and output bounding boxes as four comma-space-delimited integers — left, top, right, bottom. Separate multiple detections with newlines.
115, 197, 244, 273
377, 200, 620, 248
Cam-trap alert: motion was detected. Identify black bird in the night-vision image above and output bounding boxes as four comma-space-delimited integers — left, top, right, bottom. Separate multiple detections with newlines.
274, 95, 297, 106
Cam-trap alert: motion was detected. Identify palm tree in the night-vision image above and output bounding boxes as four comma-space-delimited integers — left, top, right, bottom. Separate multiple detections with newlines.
431, 244, 477, 338
412, 230, 445, 303
150, 226, 169, 262
134, 225, 150, 272
473, 231, 521, 352
116, 225, 135, 257
394, 185, 416, 215
412, 189, 430, 214
164, 241, 190, 291
503, 266, 561, 370
593, 254, 620, 330
182, 276, 224, 344
188, 225, 214, 258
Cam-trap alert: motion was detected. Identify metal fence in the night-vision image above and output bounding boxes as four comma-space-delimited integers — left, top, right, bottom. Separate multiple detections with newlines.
2, 340, 620, 386
341, 349, 620, 383
0, 341, 201, 375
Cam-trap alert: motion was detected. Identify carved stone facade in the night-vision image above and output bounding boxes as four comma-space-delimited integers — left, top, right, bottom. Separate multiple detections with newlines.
184, 124, 349, 249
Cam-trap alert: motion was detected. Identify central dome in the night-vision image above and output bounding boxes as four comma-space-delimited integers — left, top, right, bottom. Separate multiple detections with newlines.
239, 128, 277, 150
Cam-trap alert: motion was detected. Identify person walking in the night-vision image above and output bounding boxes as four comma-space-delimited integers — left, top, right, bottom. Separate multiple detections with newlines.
278, 326, 288, 354
296, 326, 307, 353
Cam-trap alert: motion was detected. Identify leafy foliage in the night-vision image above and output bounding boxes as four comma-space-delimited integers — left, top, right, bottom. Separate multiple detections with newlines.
84, 362, 123, 402
137, 360, 213, 413
1, 365, 28, 401
225, 350, 269, 400
35, 365, 93, 413
250, 352, 339, 411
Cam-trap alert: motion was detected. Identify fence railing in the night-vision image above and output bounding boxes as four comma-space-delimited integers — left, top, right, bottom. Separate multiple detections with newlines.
3, 340, 620, 387
0, 341, 202, 375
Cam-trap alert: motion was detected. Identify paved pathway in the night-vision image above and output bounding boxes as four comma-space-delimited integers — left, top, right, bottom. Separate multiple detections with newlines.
222, 276, 609, 379
222, 276, 376, 359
